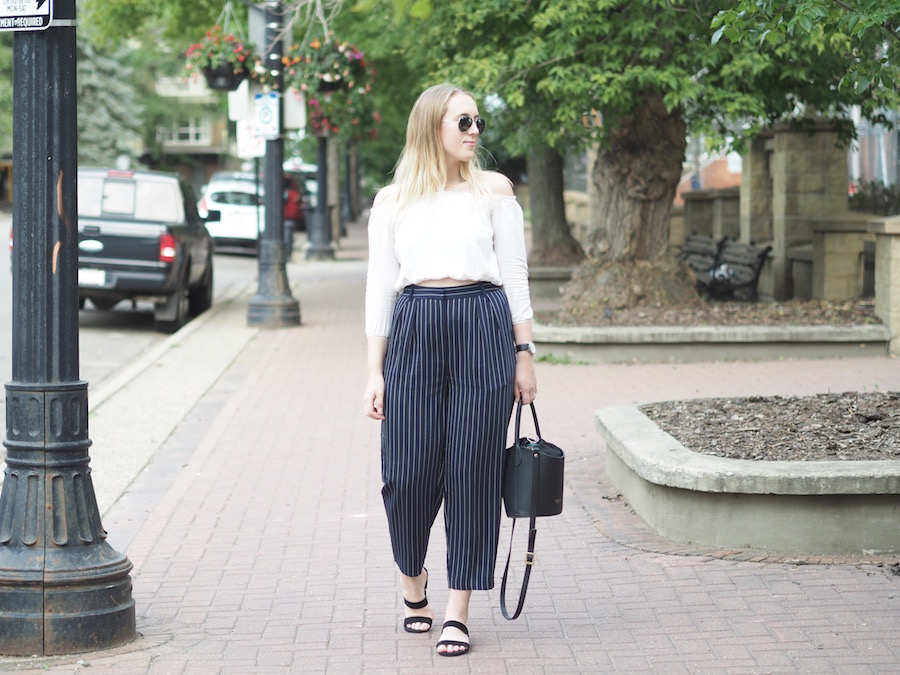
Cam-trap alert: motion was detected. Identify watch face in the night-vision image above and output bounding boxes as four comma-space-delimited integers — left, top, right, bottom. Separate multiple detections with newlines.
517, 342, 536, 355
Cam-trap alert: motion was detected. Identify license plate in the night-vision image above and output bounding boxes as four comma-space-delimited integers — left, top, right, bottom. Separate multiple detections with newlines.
78, 268, 106, 287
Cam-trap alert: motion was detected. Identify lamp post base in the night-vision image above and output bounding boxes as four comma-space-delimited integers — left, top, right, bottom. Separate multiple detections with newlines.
0, 382, 135, 656
305, 209, 336, 261
247, 240, 301, 328
305, 242, 337, 261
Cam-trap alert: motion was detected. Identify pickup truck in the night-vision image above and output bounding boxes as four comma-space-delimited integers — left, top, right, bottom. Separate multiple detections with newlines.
77, 168, 218, 333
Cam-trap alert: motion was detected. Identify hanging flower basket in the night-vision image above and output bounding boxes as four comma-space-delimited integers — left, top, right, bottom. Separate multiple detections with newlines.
185, 25, 255, 92
203, 62, 249, 91
317, 78, 344, 93
283, 35, 378, 139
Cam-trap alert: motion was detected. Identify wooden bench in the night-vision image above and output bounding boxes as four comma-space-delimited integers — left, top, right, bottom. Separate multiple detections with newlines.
678, 234, 771, 301
679, 233, 722, 277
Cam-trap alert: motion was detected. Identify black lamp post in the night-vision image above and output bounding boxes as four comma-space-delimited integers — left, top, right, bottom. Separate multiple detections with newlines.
247, 0, 301, 327
0, 1, 135, 655
306, 135, 335, 260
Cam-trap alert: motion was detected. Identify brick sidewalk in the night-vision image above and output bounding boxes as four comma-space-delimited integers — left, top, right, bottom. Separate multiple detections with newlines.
3, 218, 900, 673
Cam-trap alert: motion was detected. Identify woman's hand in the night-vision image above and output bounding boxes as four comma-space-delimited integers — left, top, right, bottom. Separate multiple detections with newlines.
514, 353, 537, 404
363, 372, 386, 420
364, 336, 389, 420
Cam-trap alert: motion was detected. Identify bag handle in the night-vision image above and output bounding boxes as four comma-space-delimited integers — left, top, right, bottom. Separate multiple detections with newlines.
514, 400, 542, 441
500, 400, 541, 620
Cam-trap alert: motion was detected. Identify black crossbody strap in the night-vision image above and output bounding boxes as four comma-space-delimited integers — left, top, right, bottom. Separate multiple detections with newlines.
500, 441, 540, 620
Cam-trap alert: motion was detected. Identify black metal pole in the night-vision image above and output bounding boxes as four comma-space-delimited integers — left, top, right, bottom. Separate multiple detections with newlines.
247, 0, 301, 327
0, 1, 135, 656
305, 135, 335, 259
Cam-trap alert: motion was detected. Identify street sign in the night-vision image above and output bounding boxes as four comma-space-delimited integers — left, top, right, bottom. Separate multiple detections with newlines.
0, 0, 53, 31
254, 92, 281, 140
236, 119, 266, 159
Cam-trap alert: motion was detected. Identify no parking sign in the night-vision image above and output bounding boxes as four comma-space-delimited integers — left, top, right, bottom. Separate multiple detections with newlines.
236, 120, 266, 159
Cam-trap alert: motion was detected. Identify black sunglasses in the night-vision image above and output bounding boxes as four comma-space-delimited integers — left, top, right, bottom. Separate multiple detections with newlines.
456, 115, 486, 134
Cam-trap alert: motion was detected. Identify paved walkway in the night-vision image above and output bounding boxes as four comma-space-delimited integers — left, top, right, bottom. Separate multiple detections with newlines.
3, 218, 900, 673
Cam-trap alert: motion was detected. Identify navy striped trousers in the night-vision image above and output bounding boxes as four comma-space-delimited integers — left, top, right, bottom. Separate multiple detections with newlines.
381, 283, 516, 590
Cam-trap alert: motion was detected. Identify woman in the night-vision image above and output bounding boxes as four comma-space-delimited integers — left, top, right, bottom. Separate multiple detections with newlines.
362, 84, 537, 657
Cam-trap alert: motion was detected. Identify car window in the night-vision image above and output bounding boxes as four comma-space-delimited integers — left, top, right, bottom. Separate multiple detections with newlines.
77, 175, 182, 222
135, 181, 181, 222
210, 190, 261, 207
78, 176, 105, 217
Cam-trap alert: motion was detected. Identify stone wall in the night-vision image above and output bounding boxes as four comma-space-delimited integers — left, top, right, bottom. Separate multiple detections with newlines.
681, 187, 740, 240
869, 217, 900, 356
811, 215, 878, 300
768, 122, 849, 299
740, 135, 773, 244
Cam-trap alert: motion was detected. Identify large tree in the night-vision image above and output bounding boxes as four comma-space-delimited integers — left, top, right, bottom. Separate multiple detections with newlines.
357, 0, 897, 269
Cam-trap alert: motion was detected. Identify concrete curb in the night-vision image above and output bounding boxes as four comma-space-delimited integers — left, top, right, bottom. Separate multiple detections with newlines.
596, 405, 900, 494
534, 323, 891, 363
538, 323, 890, 345
596, 405, 900, 555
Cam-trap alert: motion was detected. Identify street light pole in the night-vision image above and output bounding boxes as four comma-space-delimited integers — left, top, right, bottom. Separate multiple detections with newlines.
0, 0, 135, 655
306, 135, 335, 259
247, 0, 301, 327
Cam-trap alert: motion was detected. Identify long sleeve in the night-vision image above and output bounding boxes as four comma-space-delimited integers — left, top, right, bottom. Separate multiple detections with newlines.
365, 206, 400, 337
492, 196, 533, 325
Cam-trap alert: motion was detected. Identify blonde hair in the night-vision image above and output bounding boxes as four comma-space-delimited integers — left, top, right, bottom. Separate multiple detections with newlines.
389, 84, 487, 208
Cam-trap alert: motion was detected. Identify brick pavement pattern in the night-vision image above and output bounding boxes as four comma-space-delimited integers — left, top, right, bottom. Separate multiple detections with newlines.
2, 219, 900, 673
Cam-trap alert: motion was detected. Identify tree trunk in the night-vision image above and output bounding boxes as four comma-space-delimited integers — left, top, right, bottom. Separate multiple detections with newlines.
527, 144, 585, 266
589, 91, 686, 262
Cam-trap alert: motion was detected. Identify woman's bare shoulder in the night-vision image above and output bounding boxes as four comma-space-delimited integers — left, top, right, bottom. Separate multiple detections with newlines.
481, 171, 515, 197
373, 184, 399, 207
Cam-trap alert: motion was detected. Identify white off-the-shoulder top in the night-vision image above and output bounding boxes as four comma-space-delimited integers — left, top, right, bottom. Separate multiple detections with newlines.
365, 191, 534, 337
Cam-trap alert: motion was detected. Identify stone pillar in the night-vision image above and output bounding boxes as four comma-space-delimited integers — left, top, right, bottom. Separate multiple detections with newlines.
682, 191, 713, 237
868, 216, 900, 356
769, 121, 848, 299
711, 187, 740, 239
740, 133, 773, 244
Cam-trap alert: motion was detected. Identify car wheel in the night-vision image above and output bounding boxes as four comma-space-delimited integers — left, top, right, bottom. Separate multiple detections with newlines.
188, 260, 213, 317
154, 271, 188, 334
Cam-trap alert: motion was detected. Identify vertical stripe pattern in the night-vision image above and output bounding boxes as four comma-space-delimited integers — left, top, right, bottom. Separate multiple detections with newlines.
381, 282, 516, 590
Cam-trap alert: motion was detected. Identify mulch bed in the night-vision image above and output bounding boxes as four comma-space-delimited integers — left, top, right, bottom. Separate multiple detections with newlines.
640, 392, 900, 461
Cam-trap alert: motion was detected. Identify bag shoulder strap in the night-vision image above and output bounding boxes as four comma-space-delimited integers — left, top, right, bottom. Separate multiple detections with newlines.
500, 434, 540, 621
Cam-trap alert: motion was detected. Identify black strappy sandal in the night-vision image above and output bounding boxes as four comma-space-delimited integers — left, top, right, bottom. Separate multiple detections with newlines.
436, 620, 469, 656
402, 569, 432, 634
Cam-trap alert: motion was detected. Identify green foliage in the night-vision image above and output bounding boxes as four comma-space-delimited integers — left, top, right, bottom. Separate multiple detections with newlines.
712, 1, 900, 121
82, 0, 226, 50
352, 0, 432, 22
324, 4, 431, 189
349, 0, 900, 167
0, 32, 144, 165
77, 39, 143, 166
0, 34, 12, 146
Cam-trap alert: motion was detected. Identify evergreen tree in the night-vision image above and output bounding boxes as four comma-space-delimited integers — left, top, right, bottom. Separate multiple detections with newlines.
76, 39, 142, 167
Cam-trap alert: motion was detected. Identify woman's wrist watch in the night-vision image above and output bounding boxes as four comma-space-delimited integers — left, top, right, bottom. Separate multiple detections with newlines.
515, 342, 537, 356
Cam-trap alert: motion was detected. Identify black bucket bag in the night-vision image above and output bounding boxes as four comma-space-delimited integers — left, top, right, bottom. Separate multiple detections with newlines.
500, 401, 565, 620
